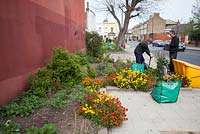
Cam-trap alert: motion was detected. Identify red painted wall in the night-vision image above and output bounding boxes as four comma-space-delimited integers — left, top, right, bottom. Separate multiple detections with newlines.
0, 0, 86, 105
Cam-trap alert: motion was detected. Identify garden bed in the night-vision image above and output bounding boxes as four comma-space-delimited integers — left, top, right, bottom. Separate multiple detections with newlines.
2, 101, 98, 134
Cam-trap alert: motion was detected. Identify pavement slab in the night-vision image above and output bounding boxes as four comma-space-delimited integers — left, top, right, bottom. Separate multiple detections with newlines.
106, 87, 200, 134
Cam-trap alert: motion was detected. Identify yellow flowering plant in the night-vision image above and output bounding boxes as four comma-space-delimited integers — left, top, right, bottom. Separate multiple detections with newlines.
113, 69, 150, 91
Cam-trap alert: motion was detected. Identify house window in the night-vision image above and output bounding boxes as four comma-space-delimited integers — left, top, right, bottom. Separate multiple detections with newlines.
111, 27, 113, 32
105, 27, 108, 32
99, 27, 101, 32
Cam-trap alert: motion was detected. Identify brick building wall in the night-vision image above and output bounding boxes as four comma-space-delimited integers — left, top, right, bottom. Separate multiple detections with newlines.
0, 0, 86, 105
146, 13, 166, 34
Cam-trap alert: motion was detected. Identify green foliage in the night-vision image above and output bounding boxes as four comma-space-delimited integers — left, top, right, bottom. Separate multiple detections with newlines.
103, 54, 115, 64
29, 68, 52, 97
0, 94, 43, 117
25, 123, 58, 134
104, 64, 116, 75
86, 32, 104, 57
86, 64, 97, 78
145, 68, 162, 80
0, 120, 21, 134
47, 48, 84, 87
114, 59, 125, 72
68, 85, 85, 102
0, 48, 85, 118
156, 55, 168, 70
49, 90, 68, 108
126, 59, 135, 64
74, 51, 91, 65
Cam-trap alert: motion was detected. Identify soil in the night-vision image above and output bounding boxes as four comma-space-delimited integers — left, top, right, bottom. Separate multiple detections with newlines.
13, 100, 98, 134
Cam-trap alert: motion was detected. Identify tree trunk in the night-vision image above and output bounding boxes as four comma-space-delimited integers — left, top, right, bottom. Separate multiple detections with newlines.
116, 31, 124, 49
116, 14, 130, 49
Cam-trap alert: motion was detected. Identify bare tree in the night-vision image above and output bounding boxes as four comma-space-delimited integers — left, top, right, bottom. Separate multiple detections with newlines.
93, 0, 162, 48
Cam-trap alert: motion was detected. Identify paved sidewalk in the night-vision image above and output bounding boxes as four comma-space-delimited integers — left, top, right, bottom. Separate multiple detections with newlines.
99, 47, 200, 134
187, 46, 200, 51
107, 87, 200, 134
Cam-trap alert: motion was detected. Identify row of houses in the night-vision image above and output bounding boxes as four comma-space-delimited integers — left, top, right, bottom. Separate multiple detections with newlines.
129, 13, 182, 41
86, 4, 187, 42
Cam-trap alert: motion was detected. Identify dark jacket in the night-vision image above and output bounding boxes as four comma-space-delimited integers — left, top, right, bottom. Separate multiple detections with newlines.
169, 36, 179, 52
134, 41, 151, 56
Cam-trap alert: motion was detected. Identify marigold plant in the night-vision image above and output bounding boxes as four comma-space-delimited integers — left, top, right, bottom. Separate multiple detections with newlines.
113, 69, 150, 91
80, 91, 128, 128
163, 73, 191, 87
80, 77, 102, 91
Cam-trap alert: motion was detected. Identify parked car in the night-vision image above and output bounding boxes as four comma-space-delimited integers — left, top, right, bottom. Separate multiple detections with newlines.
163, 42, 186, 51
152, 40, 165, 47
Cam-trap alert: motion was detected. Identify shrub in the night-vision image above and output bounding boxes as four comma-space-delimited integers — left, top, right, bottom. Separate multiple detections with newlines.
80, 91, 128, 128
26, 123, 58, 134
86, 32, 104, 57
114, 69, 150, 91
47, 48, 84, 87
74, 51, 91, 65
29, 67, 53, 97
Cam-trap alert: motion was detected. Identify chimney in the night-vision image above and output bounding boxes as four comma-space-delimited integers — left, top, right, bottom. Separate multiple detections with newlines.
86, 2, 89, 12
154, 13, 160, 17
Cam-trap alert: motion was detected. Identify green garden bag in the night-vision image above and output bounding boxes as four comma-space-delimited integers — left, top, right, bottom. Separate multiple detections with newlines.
150, 80, 181, 103
131, 63, 144, 72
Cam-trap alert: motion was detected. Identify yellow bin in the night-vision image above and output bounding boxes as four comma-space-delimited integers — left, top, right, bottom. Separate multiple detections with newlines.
173, 59, 200, 88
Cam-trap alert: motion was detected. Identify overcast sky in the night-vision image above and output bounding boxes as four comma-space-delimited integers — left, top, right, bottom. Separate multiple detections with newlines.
86, 0, 196, 28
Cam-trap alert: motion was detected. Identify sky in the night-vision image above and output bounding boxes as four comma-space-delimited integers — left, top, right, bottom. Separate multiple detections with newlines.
86, 0, 196, 28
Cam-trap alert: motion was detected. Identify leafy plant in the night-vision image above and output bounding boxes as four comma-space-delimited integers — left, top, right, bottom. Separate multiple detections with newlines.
68, 85, 86, 102
80, 91, 128, 128
96, 63, 106, 75
156, 55, 169, 70
0, 120, 21, 134
86, 64, 97, 78
26, 123, 58, 134
49, 90, 68, 108
114, 59, 125, 72
145, 68, 162, 80
86, 32, 104, 57
0, 94, 43, 117
104, 64, 116, 75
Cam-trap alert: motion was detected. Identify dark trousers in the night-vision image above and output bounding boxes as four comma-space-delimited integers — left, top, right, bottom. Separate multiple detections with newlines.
135, 53, 144, 64
135, 53, 147, 69
169, 51, 177, 73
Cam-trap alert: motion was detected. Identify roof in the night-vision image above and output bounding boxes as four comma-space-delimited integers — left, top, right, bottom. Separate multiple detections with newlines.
166, 19, 177, 25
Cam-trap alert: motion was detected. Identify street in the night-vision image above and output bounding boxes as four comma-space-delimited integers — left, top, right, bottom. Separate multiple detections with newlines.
126, 41, 200, 66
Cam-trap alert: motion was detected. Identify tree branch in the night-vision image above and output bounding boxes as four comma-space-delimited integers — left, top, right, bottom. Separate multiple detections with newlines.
107, 5, 122, 30
129, 13, 140, 19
